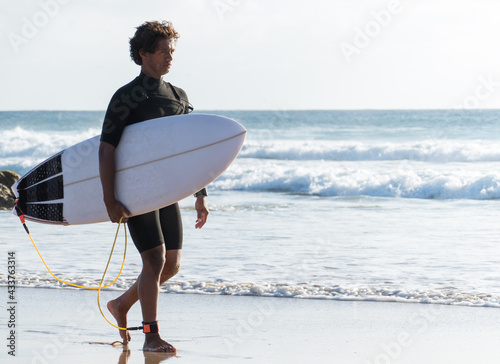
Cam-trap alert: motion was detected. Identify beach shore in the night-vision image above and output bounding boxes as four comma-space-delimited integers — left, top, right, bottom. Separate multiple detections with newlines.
2, 287, 500, 363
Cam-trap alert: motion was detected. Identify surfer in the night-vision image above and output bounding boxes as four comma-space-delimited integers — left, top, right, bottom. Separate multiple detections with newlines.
98, 20, 209, 353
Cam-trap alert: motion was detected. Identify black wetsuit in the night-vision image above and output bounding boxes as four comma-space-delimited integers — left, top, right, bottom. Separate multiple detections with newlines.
100, 72, 199, 253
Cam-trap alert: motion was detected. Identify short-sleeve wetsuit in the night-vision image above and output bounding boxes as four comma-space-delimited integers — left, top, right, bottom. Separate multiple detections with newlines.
100, 72, 203, 253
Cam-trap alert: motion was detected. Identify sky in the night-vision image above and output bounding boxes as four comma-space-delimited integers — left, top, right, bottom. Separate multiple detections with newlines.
2, 0, 500, 110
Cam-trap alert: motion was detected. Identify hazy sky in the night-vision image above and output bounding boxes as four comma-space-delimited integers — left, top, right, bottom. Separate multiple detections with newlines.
2, 0, 500, 110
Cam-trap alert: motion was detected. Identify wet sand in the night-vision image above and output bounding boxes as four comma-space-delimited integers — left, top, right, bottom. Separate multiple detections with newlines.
2, 287, 500, 363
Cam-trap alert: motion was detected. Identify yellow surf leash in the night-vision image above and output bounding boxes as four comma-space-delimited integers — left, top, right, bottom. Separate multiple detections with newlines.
14, 201, 139, 332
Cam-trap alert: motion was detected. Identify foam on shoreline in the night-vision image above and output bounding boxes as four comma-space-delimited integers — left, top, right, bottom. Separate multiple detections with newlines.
2, 278, 499, 308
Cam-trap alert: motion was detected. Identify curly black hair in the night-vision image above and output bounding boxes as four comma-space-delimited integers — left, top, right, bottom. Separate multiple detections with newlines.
129, 21, 180, 65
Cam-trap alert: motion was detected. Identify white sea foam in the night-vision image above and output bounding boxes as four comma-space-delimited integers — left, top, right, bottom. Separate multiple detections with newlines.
240, 140, 500, 162
1, 278, 499, 308
4, 129, 500, 175
4, 126, 500, 200
213, 160, 500, 199
0, 127, 100, 172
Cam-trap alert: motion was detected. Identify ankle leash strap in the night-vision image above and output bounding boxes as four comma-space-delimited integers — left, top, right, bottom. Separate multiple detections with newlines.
142, 321, 159, 334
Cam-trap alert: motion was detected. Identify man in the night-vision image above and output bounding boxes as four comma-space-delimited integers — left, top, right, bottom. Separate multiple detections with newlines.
99, 20, 208, 353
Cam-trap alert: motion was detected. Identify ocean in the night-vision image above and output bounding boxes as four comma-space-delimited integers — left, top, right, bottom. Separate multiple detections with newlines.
1, 109, 500, 307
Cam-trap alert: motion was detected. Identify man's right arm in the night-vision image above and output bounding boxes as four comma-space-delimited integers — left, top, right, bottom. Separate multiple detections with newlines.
99, 141, 132, 223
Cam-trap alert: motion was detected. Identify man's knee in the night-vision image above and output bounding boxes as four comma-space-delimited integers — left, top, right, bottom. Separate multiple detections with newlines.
161, 263, 180, 281
142, 247, 166, 275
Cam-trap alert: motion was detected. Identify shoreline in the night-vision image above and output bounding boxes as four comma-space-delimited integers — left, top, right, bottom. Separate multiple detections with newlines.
2, 282, 500, 309
2, 287, 500, 363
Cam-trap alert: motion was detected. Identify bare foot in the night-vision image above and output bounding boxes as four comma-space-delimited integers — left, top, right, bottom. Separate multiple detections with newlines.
143, 333, 176, 353
107, 299, 132, 344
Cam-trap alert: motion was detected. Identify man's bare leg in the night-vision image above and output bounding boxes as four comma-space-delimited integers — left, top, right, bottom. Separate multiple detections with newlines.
107, 248, 181, 346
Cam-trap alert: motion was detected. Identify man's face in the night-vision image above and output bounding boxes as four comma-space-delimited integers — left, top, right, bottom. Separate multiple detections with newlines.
140, 37, 175, 78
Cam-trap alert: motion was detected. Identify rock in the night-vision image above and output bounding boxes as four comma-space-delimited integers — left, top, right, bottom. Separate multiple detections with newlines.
0, 185, 15, 210
0, 170, 20, 210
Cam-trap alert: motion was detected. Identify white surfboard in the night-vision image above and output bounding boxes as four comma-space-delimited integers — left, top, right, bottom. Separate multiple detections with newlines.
12, 114, 246, 225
